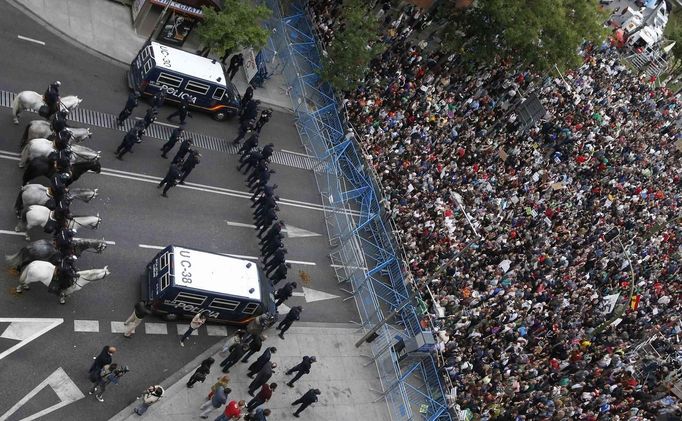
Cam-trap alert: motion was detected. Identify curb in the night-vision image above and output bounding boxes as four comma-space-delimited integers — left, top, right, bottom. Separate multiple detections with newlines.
7, 0, 130, 69
108, 339, 226, 421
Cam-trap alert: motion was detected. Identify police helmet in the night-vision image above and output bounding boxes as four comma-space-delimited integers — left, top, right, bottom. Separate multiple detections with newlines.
54, 81, 61, 87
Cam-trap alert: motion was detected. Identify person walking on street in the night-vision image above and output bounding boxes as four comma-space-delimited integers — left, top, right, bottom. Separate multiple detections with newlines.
152, 91, 166, 108
245, 408, 271, 421
240, 85, 254, 110
115, 126, 140, 160
268, 262, 290, 285
233, 118, 256, 145
161, 122, 186, 158
257, 218, 283, 241
255, 109, 272, 133
247, 347, 276, 378
277, 306, 302, 339
215, 399, 246, 421
274, 282, 297, 308
238, 133, 259, 162
134, 385, 164, 415
167, 98, 191, 123
187, 357, 215, 388
116, 91, 140, 126
142, 106, 158, 132
198, 384, 229, 419
260, 143, 275, 162
286, 356, 316, 387
240, 99, 260, 124
221, 329, 249, 356
89, 362, 116, 397
240, 334, 264, 363
263, 247, 287, 272
178, 150, 201, 185
248, 362, 277, 396
226, 53, 244, 80
180, 310, 208, 346
172, 137, 194, 164
291, 388, 321, 417
90, 364, 129, 402
246, 383, 276, 412
89, 345, 116, 384
220, 342, 249, 373
157, 162, 181, 197
123, 301, 152, 338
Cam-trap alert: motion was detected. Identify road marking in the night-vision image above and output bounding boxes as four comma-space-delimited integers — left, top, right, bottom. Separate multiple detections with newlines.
134, 117, 178, 129
291, 292, 305, 297
277, 303, 291, 313
281, 149, 313, 158
17, 35, 46, 45
226, 220, 322, 238
302, 286, 340, 302
138, 244, 317, 266
0, 318, 63, 361
73, 320, 100, 332
0, 367, 84, 421
111, 321, 126, 333
206, 325, 229, 336
144, 322, 168, 335
0, 229, 24, 237
0, 151, 361, 216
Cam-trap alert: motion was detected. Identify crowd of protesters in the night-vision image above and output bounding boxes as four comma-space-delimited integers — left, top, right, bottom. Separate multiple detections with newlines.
309, 0, 681, 419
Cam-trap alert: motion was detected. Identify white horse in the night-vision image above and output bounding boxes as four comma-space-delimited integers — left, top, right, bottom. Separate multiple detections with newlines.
11, 91, 82, 124
16, 260, 110, 303
22, 120, 92, 148
14, 184, 98, 216
20, 138, 100, 168
16, 205, 101, 240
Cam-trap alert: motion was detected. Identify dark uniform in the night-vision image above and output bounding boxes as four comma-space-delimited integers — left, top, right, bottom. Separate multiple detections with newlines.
255, 109, 272, 133
43, 82, 61, 116
160, 124, 185, 158
233, 118, 256, 145
142, 107, 158, 133
239, 150, 262, 174
241, 85, 254, 110
285, 356, 316, 387
167, 98, 191, 123
53, 130, 72, 150
252, 183, 278, 203
247, 347, 276, 378
240, 99, 260, 124
115, 127, 139, 159
227, 53, 244, 80
274, 282, 296, 307
268, 262, 290, 285
50, 110, 69, 133
240, 334, 263, 363
291, 388, 321, 417
260, 143, 274, 162
238, 133, 259, 162
259, 219, 284, 243
247, 362, 275, 396
152, 91, 166, 108
178, 150, 200, 184
158, 162, 181, 197
54, 227, 76, 254
53, 255, 78, 294
220, 342, 249, 373
277, 306, 301, 339
116, 92, 140, 125
172, 138, 193, 164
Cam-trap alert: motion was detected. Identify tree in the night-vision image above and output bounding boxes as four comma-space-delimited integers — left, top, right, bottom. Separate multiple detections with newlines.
439, 0, 609, 72
320, 0, 384, 93
664, 8, 682, 74
196, 0, 272, 56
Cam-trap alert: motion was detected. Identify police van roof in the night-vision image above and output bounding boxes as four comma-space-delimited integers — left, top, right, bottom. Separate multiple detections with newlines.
150, 42, 227, 87
170, 246, 261, 300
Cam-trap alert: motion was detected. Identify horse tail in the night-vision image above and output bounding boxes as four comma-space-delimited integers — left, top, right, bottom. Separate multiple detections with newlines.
11, 94, 21, 121
21, 123, 30, 144
14, 188, 24, 217
19, 143, 29, 168
5, 250, 23, 269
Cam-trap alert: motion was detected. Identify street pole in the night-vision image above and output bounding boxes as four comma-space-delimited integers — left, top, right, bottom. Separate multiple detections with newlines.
355, 300, 410, 348
147, 0, 173, 43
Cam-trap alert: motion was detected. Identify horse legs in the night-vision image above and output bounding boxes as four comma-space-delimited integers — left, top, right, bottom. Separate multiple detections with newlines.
14, 190, 24, 218
59, 293, 66, 304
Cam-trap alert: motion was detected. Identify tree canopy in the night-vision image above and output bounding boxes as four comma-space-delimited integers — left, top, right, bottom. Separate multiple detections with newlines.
320, 0, 384, 92
664, 7, 682, 74
196, 0, 272, 54
439, 0, 609, 71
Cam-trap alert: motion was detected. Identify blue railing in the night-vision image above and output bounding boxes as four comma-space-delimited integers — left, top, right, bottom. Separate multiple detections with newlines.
262, 1, 451, 419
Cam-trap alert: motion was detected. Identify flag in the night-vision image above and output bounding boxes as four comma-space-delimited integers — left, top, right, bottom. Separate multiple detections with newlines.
630, 294, 641, 310
600, 293, 620, 314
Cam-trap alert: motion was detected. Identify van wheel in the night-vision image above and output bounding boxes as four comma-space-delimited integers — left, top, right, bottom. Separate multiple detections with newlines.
163, 313, 179, 322
212, 110, 228, 121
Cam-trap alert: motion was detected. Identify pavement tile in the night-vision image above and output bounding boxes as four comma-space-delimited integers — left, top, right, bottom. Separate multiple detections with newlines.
143, 322, 168, 335
73, 319, 99, 332
110, 321, 126, 333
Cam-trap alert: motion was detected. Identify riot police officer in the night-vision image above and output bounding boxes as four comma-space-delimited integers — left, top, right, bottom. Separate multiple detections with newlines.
160, 122, 186, 158
116, 91, 141, 125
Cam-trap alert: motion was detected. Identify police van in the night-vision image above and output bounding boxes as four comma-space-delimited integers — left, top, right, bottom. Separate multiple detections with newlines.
143, 245, 275, 325
128, 42, 241, 121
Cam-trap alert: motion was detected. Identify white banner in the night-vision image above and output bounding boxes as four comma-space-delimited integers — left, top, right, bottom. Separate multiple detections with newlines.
600, 293, 621, 314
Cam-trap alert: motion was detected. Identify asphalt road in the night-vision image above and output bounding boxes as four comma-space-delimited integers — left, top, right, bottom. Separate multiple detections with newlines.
0, 2, 357, 420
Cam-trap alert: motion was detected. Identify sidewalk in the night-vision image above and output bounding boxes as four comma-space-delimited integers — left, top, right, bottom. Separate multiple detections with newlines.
109, 324, 390, 421
12, 0, 293, 112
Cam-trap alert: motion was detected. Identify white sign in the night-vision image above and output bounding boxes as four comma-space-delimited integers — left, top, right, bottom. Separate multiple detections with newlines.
242, 48, 258, 83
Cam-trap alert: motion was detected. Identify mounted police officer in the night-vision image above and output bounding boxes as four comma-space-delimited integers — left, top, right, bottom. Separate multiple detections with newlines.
55, 227, 76, 255
51, 109, 69, 133
53, 129, 72, 150
49, 172, 70, 204
43, 81, 61, 117
45, 201, 71, 235
53, 254, 78, 303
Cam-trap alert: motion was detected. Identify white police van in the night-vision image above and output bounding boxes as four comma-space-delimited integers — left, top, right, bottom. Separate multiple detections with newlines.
128, 42, 241, 121
144, 245, 275, 325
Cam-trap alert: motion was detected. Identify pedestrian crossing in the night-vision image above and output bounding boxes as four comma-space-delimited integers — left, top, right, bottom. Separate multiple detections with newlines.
71, 319, 230, 336
0, 90, 333, 173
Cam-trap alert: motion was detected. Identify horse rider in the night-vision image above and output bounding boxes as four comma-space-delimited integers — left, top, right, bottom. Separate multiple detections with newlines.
45, 202, 71, 235
49, 172, 70, 203
53, 129, 72, 150
52, 254, 78, 297
43, 81, 61, 116
116, 91, 141, 126
55, 227, 76, 255
51, 109, 69, 133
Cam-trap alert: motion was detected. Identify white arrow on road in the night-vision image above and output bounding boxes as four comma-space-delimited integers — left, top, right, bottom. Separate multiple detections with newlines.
0, 318, 64, 361
0, 367, 84, 421
291, 287, 340, 302
226, 221, 321, 238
